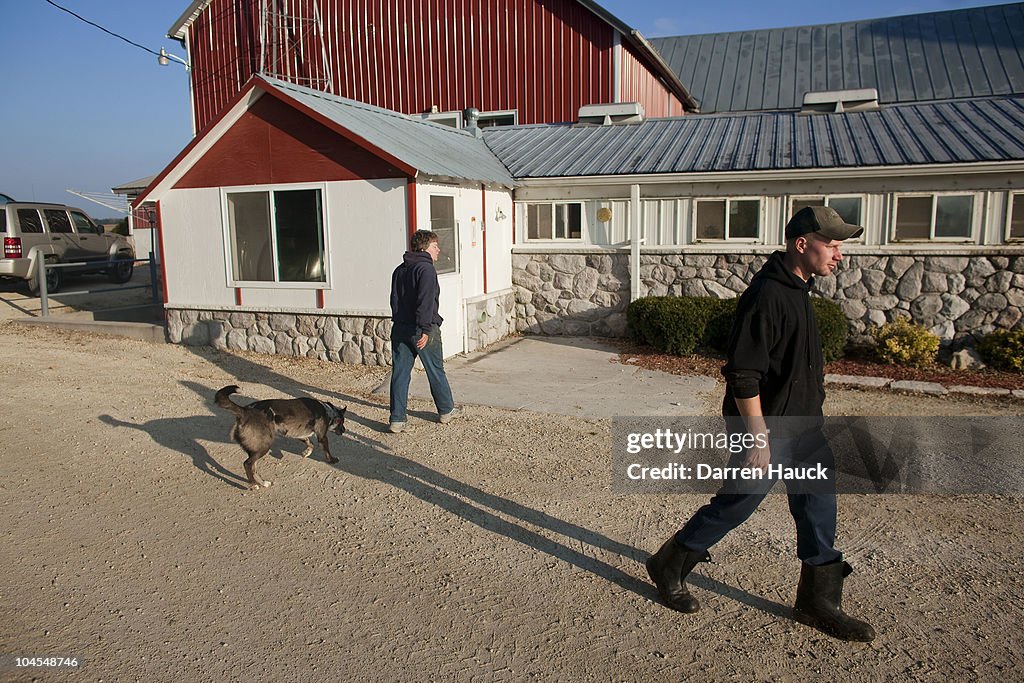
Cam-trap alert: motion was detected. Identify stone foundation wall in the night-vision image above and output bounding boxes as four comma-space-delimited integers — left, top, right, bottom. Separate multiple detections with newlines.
512, 253, 631, 336
465, 289, 516, 353
166, 308, 392, 365
513, 251, 1024, 343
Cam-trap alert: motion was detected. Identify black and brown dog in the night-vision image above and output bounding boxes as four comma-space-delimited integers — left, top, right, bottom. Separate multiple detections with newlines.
215, 385, 346, 490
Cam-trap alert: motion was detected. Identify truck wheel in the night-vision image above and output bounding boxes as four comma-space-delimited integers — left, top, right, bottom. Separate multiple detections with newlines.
108, 254, 134, 283
28, 260, 62, 295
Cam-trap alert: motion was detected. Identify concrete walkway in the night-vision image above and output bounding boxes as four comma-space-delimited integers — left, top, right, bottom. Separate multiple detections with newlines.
375, 335, 719, 417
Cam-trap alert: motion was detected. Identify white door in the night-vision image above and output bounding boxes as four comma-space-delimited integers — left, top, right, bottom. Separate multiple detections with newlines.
427, 194, 464, 358
437, 272, 463, 357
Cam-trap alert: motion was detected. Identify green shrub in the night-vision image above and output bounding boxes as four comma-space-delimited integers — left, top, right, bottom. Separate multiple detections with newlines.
627, 295, 849, 360
977, 328, 1024, 373
110, 218, 130, 235
704, 298, 738, 353
811, 297, 849, 363
870, 316, 939, 368
626, 296, 723, 355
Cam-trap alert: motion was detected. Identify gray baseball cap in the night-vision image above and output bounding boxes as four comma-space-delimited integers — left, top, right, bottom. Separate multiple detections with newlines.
785, 206, 864, 241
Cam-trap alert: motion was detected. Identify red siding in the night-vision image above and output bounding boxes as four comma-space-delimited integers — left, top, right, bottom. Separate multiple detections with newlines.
186, 0, 679, 131
619, 43, 685, 117
175, 95, 407, 189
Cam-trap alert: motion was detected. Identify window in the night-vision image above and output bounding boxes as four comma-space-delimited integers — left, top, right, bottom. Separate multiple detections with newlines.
422, 111, 462, 128
477, 110, 517, 128
894, 194, 974, 241
792, 195, 862, 229
43, 209, 73, 233
526, 203, 582, 240
1009, 193, 1024, 240
694, 199, 760, 240
429, 195, 458, 275
225, 188, 325, 283
17, 209, 43, 233
70, 211, 100, 235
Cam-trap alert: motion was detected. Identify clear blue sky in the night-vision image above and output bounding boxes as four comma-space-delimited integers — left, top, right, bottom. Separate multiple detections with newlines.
0, 0, 1004, 216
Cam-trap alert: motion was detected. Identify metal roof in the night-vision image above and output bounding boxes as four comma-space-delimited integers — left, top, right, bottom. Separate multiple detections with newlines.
111, 175, 156, 195
481, 97, 1024, 177
650, 3, 1024, 113
260, 77, 515, 187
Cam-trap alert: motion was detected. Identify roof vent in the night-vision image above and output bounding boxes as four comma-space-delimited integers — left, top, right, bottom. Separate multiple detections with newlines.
801, 88, 880, 114
578, 102, 645, 125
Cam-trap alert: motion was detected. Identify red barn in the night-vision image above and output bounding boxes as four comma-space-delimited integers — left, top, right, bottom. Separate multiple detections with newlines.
169, 0, 696, 133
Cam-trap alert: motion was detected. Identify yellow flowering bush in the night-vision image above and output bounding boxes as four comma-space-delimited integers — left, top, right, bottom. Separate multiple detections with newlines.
870, 316, 939, 368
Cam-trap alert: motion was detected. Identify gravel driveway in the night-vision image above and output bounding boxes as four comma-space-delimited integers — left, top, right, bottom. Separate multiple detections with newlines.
1, 321, 1022, 681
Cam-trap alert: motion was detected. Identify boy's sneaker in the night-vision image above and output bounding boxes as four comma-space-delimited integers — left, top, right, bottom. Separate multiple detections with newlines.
387, 421, 407, 433
438, 407, 462, 424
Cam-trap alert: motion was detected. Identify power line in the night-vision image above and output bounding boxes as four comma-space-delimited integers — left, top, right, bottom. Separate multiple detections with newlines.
42, 0, 242, 88
43, 0, 164, 59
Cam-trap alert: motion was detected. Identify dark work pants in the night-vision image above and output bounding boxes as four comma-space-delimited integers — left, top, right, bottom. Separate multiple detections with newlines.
674, 430, 842, 566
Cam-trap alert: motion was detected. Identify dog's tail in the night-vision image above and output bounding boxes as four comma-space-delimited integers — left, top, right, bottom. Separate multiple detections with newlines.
215, 385, 245, 417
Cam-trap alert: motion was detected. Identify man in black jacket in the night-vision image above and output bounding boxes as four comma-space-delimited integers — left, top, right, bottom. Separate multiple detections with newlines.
645, 206, 875, 642
387, 230, 460, 433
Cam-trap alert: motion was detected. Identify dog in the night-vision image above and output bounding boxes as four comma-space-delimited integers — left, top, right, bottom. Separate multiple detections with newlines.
215, 385, 346, 490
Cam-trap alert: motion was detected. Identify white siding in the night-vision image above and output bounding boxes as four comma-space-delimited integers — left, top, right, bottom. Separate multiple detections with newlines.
161, 179, 407, 312
484, 187, 514, 291
161, 187, 235, 308
589, 200, 631, 245
319, 178, 406, 312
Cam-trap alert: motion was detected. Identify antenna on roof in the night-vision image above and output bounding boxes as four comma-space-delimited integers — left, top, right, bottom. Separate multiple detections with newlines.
66, 190, 129, 214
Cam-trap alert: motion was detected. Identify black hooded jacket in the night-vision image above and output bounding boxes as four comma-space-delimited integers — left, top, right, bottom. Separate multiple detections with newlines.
390, 250, 443, 336
722, 251, 826, 418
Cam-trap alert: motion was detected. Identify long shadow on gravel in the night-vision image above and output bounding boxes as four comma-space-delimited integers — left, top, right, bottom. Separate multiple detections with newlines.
182, 345, 402, 431
182, 346, 789, 616
336, 430, 791, 618
336, 428, 657, 602
99, 411, 249, 490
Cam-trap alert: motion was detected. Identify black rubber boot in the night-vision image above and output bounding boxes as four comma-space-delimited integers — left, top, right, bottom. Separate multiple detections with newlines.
645, 537, 710, 613
793, 560, 876, 642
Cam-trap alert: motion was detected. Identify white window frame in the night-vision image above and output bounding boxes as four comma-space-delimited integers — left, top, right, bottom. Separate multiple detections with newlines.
421, 111, 463, 128
522, 202, 585, 242
692, 197, 762, 243
220, 182, 331, 289
1006, 191, 1024, 242
477, 109, 518, 128
892, 192, 978, 243
426, 191, 461, 275
790, 194, 866, 242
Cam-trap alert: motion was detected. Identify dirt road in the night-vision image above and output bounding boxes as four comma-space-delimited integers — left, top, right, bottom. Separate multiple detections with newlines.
1, 321, 1022, 681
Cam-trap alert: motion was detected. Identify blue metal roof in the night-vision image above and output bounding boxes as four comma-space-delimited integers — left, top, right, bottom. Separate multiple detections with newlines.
481, 97, 1024, 177
649, 3, 1024, 113
260, 76, 516, 187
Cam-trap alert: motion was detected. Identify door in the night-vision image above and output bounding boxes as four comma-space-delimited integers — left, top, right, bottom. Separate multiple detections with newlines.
16, 208, 60, 260
68, 209, 108, 263
41, 209, 84, 264
428, 194, 464, 358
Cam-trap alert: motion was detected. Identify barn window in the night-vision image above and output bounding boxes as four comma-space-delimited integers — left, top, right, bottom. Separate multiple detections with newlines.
225, 187, 326, 283
894, 194, 974, 241
694, 199, 760, 240
526, 203, 583, 241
